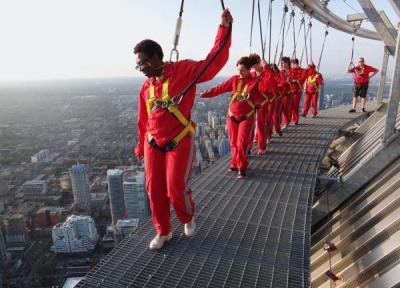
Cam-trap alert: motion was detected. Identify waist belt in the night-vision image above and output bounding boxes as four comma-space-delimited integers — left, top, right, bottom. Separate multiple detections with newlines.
229, 114, 252, 124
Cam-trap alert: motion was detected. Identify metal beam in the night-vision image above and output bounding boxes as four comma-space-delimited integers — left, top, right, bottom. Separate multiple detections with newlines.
383, 28, 400, 144
292, 0, 381, 40
347, 12, 369, 22
358, 0, 397, 49
376, 47, 390, 107
347, 11, 397, 40
388, 0, 400, 17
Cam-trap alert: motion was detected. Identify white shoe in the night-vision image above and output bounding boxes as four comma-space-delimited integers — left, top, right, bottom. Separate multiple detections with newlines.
149, 232, 172, 250
184, 219, 196, 237
282, 124, 287, 129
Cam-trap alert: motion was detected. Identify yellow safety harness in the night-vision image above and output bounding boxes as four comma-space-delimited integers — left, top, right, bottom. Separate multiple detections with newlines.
307, 74, 320, 87
260, 91, 278, 107
228, 80, 256, 122
146, 77, 195, 151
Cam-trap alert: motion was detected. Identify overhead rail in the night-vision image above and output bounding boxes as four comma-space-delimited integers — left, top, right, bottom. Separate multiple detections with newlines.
291, 0, 381, 40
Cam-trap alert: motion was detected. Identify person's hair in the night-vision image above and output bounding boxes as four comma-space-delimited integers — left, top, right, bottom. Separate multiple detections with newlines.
271, 63, 279, 72
133, 39, 164, 60
281, 57, 291, 68
249, 53, 261, 65
290, 58, 299, 64
237, 56, 257, 70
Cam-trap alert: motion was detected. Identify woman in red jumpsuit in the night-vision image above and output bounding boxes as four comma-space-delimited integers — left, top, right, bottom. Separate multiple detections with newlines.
289, 58, 309, 125
249, 54, 277, 153
280, 57, 293, 128
302, 63, 324, 117
200, 56, 262, 179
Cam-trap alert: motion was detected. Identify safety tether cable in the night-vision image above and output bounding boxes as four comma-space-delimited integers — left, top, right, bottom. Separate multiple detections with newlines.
317, 24, 329, 71
279, 5, 294, 64
273, 3, 288, 64
175, 0, 231, 104
291, 8, 297, 59
170, 0, 185, 62
267, 0, 273, 63
257, 0, 265, 59
250, 0, 256, 53
293, 11, 305, 59
350, 22, 361, 64
309, 16, 313, 63
300, 15, 311, 65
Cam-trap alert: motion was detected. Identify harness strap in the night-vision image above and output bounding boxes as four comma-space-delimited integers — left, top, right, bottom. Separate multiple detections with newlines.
146, 78, 195, 151
228, 80, 256, 120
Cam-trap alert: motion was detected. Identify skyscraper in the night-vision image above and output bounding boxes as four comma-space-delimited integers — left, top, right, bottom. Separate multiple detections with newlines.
218, 136, 230, 157
4, 214, 29, 246
0, 228, 6, 265
123, 172, 151, 220
51, 215, 98, 253
107, 169, 125, 226
70, 164, 91, 211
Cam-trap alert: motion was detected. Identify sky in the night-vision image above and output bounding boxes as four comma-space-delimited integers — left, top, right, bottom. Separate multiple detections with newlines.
0, 0, 398, 82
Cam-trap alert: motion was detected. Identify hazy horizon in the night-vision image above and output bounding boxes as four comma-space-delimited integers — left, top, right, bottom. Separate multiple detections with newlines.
0, 0, 397, 82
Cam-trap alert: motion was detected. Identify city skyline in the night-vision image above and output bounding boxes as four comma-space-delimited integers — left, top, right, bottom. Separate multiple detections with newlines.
0, 0, 397, 82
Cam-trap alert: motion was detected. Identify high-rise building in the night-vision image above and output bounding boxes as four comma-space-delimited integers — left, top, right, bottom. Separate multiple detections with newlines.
22, 179, 47, 199
211, 115, 221, 129
0, 178, 7, 197
319, 84, 325, 111
114, 219, 139, 243
31, 149, 50, 163
0, 228, 6, 265
51, 215, 98, 253
70, 164, 91, 211
123, 172, 151, 220
107, 169, 125, 226
60, 173, 72, 191
218, 137, 230, 157
4, 214, 29, 246
208, 111, 217, 127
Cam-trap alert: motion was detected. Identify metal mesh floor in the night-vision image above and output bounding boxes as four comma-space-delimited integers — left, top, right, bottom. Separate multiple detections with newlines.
77, 105, 369, 288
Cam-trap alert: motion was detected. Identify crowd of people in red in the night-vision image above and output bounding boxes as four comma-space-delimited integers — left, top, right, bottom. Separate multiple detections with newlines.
132, 8, 377, 250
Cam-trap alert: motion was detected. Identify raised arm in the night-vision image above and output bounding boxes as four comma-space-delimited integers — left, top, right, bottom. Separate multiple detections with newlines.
134, 85, 148, 159
184, 9, 233, 84
347, 62, 355, 73
200, 76, 235, 98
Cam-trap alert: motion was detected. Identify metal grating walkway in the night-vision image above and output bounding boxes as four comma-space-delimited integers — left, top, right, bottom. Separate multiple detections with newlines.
77, 105, 370, 288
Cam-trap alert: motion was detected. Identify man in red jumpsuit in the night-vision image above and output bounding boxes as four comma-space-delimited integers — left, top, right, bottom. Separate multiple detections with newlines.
347, 57, 378, 113
134, 9, 233, 250
280, 57, 293, 128
302, 63, 323, 117
200, 56, 262, 178
289, 58, 309, 125
271, 63, 284, 138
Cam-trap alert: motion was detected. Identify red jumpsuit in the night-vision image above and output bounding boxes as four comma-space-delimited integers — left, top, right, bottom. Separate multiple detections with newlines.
201, 75, 261, 171
255, 66, 278, 148
274, 70, 288, 130
134, 26, 231, 236
280, 68, 293, 126
302, 70, 324, 117
289, 67, 309, 123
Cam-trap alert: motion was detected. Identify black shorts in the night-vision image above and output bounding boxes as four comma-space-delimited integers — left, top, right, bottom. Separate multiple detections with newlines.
353, 83, 369, 98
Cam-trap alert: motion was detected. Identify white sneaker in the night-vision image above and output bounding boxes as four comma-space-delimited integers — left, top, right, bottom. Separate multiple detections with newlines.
184, 219, 196, 237
282, 124, 287, 129
149, 232, 172, 250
